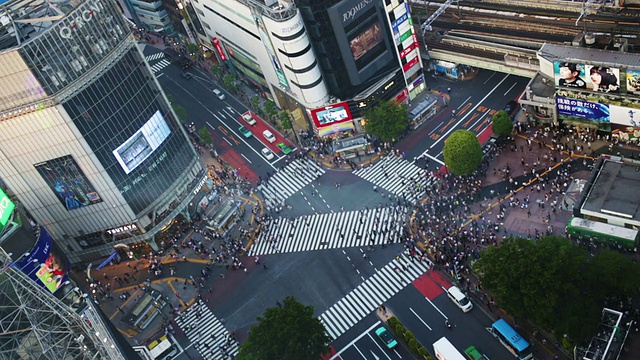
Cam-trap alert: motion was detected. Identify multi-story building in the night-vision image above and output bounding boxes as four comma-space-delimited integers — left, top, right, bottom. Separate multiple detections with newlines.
0, 0, 205, 264
127, 0, 175, 34
192, 0, 425, 139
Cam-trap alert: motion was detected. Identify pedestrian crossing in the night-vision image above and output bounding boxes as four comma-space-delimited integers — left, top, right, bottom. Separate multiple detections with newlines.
249, 206, 407, 255
319, 253, 432, 339
149, 58, 170, 73
145, 52, 165, 62
353, 154, 439, 204
174, 301, 238, 359
256, 157, 325, 210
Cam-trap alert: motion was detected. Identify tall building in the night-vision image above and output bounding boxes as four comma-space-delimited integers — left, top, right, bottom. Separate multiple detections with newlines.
0, 0, 205, 264
192, 0, 425, 139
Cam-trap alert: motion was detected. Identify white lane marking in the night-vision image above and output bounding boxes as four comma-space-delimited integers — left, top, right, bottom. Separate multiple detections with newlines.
409, 307, 432, 330
241, 153, 252, 163
483, 72, 496, 84
223, 138, 233, 146
330, 321, 381, 360
504, 82, 517, 96
366, 333, 392, 360
424, 153, 445, 165
425, 296, 448, 320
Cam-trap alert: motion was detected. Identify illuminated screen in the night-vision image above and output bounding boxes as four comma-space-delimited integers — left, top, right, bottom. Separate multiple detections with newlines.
349, 21, 383, 62
113, 110, 171, 174
0, 188, 15, 231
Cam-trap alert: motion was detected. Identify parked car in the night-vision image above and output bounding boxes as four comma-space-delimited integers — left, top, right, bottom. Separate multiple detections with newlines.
504, 100, 519, 118
263, 130, 276, 143
375, 326, 397, 349
238, 126, 252, 138
261, 148, 275, 160
277, 142, 292, 154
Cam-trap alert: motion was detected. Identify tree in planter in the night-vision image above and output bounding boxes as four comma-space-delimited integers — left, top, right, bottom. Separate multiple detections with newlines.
279, 111, 293, 131
237, 296, 330, 360
186, 43, 199, 56
250, 96, 261, 112
264, 100, 278, 121
211, 64, 224, 80
166, 94, 188, 125
491, 109, 513, 137
197, 128, 213, 146
363, 100, 410, 141
222, 74, 236, 91
442, 129, 483, 175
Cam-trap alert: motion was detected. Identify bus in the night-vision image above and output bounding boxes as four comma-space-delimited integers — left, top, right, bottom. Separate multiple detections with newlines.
432, 337, 465, 360
490, 319, 533, 359
147, 335, 177, 359
566, 217, 639, 249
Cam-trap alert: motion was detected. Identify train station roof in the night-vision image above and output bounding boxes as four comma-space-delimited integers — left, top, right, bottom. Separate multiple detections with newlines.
538, 43, 640, 69
582, 157, 640, 222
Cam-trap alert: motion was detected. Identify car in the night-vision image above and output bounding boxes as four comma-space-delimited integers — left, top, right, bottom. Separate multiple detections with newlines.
263, 130, 276, 143
375, 326, 397, 349
446, 285, 473, 313
504, 100, 519, 118
242, 113, 256, 126
181, 72, 192, 79
213, 89, 225, 100
277, 142, 292, 154
238, 126, 252, 138
464, 345, 484, 360
261, 148, 275, 160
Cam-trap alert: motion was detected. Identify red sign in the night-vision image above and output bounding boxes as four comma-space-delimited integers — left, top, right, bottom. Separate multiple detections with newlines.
403, 56, 419, 72
211, 38, 227, 62
399, 42, 417, 59
394, 89, 409, 104
309, 102, 353, 128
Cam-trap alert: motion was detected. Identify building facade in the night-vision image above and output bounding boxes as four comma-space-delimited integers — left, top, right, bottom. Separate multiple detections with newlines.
0, 0, 204, 264
192, 0, 424, 139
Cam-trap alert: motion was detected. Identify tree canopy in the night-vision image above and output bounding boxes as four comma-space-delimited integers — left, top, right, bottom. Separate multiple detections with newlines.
363, 100, 410, 141
237, 296, 330, 360
197, 128, 213, 145
442, 129, 483, 175
491, 110, 513, 137
474, 236, 640, 341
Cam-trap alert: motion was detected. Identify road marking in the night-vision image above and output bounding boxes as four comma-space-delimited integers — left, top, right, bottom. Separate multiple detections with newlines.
223, 138, 233, 146
229, 134, 240, 145
330, 321, 381, 360
409, 307, 432, 330
424, 296, 448, 320
504, 81, 518, 96
483, 72, 496, 84
241, 153, 252, 163
156, 73, 164, 78
367, 333, 392, 360
424, 153, 444, 165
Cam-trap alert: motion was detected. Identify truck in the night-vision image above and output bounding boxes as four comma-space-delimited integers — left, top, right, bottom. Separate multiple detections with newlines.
433, 337, 466, 360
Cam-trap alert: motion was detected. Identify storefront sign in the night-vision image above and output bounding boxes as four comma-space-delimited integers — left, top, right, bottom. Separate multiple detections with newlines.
59, 0, 103, 39
193, 175, 208, 195
343, 0, 373, 22
212, 38, 227, 62
106, 223, 138, 235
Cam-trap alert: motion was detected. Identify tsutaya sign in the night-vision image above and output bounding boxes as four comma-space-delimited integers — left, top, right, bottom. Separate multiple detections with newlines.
0, 188, 15, 232
59, 0, 104, 39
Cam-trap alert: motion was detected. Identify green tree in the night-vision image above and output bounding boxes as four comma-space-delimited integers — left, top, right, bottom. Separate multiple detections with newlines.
265, 100, 278, 120
186, 43, 199, 55
279, 111, 293, 131
211, 64, 224, 79
363, 100, 410, 141
166, 94, 188, 125
442, 129, 482, 175
197, 128, 213, 145
223, 74, 236, 91
250, 96, 261, 112
491, 109, 513, 137
237, 296, 330, 360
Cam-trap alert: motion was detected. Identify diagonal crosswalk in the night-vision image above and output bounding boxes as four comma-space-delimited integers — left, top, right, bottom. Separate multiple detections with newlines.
149, 58, 170, 73
174, 301, 238, 359
256, 158, 325, 210
353, 154, 439, 204
145, 53, 165, 62
249, 206, 407, 255
319, 253, 432, 339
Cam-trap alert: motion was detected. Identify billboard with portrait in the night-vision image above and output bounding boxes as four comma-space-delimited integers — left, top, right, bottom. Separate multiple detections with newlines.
310, 102, 353, 128
13, 226, 69, 293
610, 104, 640, 127
112, 110, 171, 174
627, 69, 640, 96
349, 21, 384, 64
554, 62, 620, 93
34, 155, 102, 211
556, 96, 610, 122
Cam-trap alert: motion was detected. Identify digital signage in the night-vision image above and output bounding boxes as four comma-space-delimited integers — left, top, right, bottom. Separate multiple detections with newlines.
310, 102, 354, 128
0, 188, 15, 233
34, 155, 103, 211
627, 69, 640, 96
349, 21, 383, 62
112, 110, 171, 174
610, 104, 640, 127
554, 62, 620, 93
556, 96, 610, 122
14, 226, 69, 293
253, 12, 289, 89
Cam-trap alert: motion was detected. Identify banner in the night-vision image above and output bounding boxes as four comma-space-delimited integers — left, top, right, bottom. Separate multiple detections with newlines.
556, 97, 610, 122
554, 62, 620, 93
610, 104, 640, 127
627, 69, 640, 97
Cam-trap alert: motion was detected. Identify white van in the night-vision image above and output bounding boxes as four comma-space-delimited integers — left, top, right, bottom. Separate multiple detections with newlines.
242, 113, 256, 125
446, 286, 473, 313
263, 130, 276, 143
213, 89, 225, 100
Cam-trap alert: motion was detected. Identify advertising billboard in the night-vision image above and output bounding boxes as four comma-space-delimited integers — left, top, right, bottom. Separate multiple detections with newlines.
610, 104, 640, 127
310, 102, 354, 128
34, 155, 103, 211
554, 62, 620, 93
556, 96, 610, 122
253, 12, 289, 89
349, 21, 384, 64
14, 226, 69, 293
627, 69, 640, 96
112, 110, 171, 174
211, 38, 227, 62
0, 188, 15, 233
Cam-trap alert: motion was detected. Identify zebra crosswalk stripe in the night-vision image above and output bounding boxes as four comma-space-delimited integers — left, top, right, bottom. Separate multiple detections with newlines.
174, 301, 238, 359
145, 53, 165, 62
150, 59, 170, 73
249, 206, 407, 256
353, 154, 439, 204
319, 253, 431, 340
256, 158, 324, 210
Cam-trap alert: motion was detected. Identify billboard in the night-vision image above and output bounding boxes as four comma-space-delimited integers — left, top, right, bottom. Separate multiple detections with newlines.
14, 226, 69, 293
627, 69, 640, 96
554, 62, 620, 93
349, 21, 384, 64
34, 155, 103, 211
112, 110, 171, 174
556, 97, 610, 122
0, 188, 15, 233
310, 102, 354, 128
253, 12, 289, 89
610, 104, 640, 127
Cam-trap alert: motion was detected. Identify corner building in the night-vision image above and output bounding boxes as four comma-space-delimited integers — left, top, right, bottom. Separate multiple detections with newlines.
0, 0, 204, 264
193, 0, 424, 138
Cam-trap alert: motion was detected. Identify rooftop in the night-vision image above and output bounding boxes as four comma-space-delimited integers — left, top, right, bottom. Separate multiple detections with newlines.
538, 43, 640, 69
582, 157, 640, 222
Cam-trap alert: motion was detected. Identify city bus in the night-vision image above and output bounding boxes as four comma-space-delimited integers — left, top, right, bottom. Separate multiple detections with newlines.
147, 335, 177, 359
490, 319, 533, 359
432, 337, 465, 360
565, 217, 639, 249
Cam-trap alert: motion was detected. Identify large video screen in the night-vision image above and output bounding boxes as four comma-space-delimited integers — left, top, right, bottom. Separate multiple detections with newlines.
113, 110, 171, 174
34, 155, 103, 211
554, 62, 620, 94
350, 21, 383, 62
556, 96, 610, 122
14, 226, 69, 294
627, 70, 640, 97
310, 102, 354, 128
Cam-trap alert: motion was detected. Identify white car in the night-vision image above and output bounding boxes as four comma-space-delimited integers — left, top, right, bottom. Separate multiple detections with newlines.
446, 286, 473, 313
242, 113, 256, 126
261, 148, 275, 160
263, 130, 276, 143
213, 89, 225, 100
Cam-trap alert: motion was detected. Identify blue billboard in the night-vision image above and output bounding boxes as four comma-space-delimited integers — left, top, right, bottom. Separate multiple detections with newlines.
556, 96, 610, 122
13, 226, 69, 293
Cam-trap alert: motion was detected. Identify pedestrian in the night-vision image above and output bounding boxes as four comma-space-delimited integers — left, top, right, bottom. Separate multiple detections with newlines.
447, 87, 451, 93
